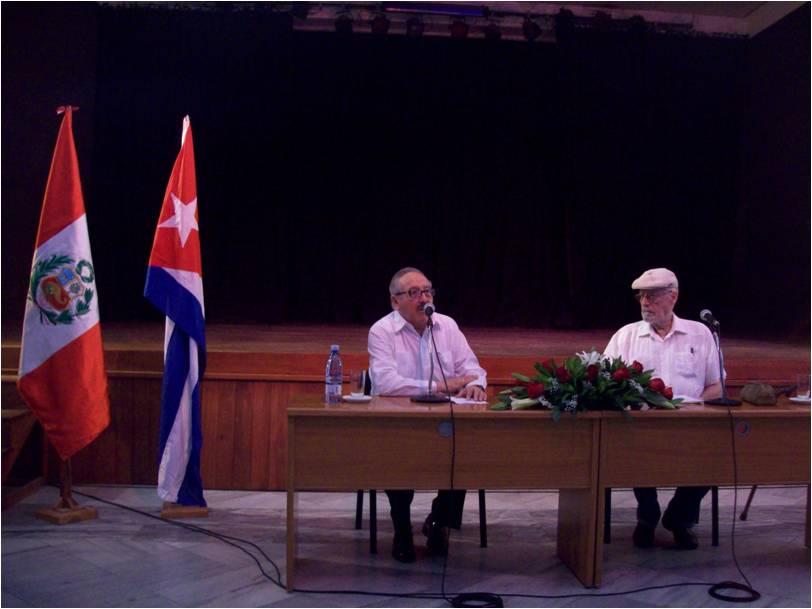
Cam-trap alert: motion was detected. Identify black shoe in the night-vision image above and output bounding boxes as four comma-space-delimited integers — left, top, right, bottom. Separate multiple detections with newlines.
662, 514, 699, 550
632, 522, 656, 548
392, 530, 416, 563
422, 514, 449, 556
668, 526, 698, 550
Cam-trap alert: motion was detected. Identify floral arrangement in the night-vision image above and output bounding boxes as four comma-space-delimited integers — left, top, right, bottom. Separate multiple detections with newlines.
491, 350, 682, 420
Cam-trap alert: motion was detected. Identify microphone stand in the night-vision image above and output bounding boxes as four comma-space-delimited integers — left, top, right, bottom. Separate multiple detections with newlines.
703, 323, 741, 406
411, 315, 450, 403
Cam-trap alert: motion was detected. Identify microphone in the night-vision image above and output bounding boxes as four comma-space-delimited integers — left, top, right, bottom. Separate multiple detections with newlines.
700, 309, 720, 329
701, 307, 742, 406
411, 302, 449, 403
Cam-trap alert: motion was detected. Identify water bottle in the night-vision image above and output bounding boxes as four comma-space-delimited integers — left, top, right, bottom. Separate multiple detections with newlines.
325, 344, 343, 404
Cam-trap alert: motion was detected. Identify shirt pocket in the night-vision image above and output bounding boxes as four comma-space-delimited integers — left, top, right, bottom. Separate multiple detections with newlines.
674, 351, 697, 377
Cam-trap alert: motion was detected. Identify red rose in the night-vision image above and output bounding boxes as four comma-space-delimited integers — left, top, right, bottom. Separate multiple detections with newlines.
630, 361, 644, 374
527, 382, 545, 398
514, 379, 530, 387
541, 358, 555, 372
663, 387, 673, 400
556, 366, 572, 383
586, 364, 599, 382
612, 367, 630, 382
649, 378, 665, 393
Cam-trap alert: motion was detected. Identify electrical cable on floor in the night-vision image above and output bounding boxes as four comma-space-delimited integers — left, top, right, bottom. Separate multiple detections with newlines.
68, 486, 285, 587
63, 484, 759, 604
706, 408, 760, 603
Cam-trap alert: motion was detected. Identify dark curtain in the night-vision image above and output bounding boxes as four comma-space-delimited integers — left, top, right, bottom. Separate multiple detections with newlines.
3, 4, 809, 337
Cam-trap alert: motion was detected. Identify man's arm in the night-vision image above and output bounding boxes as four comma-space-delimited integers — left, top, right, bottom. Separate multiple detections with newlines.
603, 329, 624, 359
701, 325, 723, 400
700, 381, 723, 400
444, 319, 487, 400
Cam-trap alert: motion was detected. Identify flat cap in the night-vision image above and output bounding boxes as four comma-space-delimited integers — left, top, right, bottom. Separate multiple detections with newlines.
631, 267, 678, 290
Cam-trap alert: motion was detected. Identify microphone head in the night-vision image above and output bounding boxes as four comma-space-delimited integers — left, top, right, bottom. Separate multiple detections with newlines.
422, 303, 435, 316
700, 309, 720, 327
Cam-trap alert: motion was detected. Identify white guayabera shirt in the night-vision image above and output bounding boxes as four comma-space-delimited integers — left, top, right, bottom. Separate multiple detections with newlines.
368, 310, 487, 396
603, 314, 722, 401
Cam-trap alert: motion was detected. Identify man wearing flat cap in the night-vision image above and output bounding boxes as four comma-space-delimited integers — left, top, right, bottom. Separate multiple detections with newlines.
603, 267, 722, 550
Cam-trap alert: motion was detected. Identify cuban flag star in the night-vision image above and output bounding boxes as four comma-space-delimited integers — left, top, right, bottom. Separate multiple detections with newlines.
144, 116, 207, 506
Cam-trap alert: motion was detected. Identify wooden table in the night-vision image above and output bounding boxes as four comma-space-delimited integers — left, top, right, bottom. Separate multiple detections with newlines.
595, 399, 811, 585
287, 396, 810, 591
286, 396, 602, 591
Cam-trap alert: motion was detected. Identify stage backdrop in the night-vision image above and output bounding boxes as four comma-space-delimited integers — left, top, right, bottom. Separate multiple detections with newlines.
3, 3, 809, 337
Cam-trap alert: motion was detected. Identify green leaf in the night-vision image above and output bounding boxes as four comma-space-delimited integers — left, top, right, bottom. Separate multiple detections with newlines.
535, 359, 555, 374
511, 398, 540, 410
643, 390, 669, 407
489, 402, 510, 411
512, 372, 533, 383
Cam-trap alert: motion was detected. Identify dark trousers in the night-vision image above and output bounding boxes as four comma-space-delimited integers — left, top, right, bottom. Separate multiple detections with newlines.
634, 486, 710, 529
385, 489, 466, 533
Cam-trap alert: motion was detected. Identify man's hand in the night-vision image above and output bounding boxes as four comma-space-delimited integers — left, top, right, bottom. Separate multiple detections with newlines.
456, 384, 487, 401
442, 374, 477, 394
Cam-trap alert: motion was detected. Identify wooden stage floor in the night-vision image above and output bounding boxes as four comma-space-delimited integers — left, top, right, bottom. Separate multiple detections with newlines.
2, 322, 808, 385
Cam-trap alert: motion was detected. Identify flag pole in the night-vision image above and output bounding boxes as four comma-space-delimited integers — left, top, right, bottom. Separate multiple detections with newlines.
36, 457, 98, 525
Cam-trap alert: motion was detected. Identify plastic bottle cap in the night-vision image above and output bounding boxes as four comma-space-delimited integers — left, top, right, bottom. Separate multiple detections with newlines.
331, 344, 339, 352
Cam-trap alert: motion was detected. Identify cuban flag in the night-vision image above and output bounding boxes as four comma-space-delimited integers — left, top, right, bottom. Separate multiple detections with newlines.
144, 116, 206, 506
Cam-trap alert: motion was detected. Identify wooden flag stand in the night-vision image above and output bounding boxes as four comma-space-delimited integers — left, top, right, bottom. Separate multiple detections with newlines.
161, 502, 208, 519
36, 459, 98, 525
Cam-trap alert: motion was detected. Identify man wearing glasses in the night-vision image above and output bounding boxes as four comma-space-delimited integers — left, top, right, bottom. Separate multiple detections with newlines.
604, 267, 722, 551
368, 267, 487, 563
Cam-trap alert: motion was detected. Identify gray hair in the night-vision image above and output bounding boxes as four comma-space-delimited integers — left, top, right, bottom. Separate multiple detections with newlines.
389, 267, 427, 296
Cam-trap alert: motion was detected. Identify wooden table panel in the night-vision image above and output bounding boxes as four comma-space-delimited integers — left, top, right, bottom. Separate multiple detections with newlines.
596, 400, 810, 585
600, 404, 811, 487
287, 397, 601, 591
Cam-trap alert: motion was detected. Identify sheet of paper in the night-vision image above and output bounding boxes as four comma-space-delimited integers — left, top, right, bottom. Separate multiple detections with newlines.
674, 395, 703, 404
451, 396, 488, 405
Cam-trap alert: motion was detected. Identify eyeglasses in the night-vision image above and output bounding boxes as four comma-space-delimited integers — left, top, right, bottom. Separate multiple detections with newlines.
394, 287, 436, 299
634, 288, 672, 303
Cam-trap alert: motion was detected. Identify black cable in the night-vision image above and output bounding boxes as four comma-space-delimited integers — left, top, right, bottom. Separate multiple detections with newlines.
60, 484, 767, 604
430, 326, 504, 608
66, 486, 285, 587
706, 409, 760, 603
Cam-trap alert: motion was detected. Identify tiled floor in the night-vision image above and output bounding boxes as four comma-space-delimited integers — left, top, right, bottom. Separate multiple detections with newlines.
2, 485, 809, 607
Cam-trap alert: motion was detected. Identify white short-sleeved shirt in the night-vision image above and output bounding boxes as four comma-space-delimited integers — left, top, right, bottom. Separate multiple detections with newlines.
368, 310, 487, 396
603, 314, 721, 400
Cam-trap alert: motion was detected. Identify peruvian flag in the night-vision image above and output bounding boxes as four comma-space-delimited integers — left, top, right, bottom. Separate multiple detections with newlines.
18, 107, 110, 461
144, 116, 206, 506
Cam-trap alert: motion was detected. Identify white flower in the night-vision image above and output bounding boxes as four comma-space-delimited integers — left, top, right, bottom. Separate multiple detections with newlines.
583, 380, 593, 390
539, 397, 553, 409
564, 396, 578, 412
630, 380, 645, 395
576, 350, 603, 366
600, 371, 612, 381
549, 378, 560, 391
